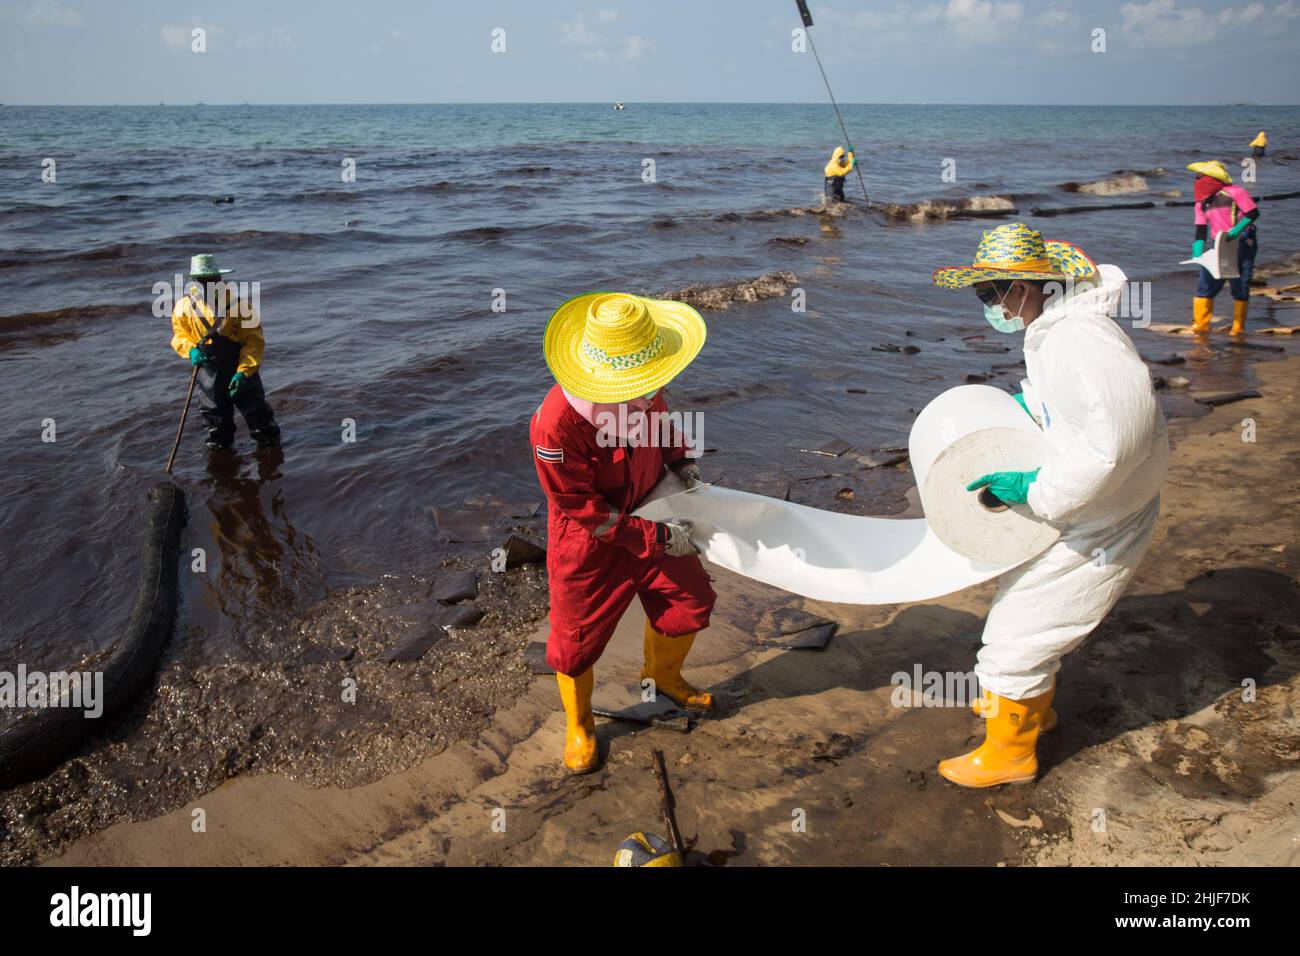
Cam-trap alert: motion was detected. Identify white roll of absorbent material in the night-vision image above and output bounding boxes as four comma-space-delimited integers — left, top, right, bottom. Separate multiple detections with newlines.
633, 385, 1060, 605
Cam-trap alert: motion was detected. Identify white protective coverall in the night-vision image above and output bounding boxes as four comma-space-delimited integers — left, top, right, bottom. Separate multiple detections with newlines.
978, 264, 1169, 700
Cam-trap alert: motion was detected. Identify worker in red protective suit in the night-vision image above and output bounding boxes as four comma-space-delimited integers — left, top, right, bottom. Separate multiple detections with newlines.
531, 291, 714, 774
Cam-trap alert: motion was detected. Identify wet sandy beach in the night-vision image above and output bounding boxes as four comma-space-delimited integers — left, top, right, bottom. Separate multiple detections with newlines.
42, 321, 1300, 867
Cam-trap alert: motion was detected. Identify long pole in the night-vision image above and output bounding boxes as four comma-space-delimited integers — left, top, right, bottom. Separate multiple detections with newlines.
164, 365, 200, 474
651, 748, 685, 858
797, 1, 870, 204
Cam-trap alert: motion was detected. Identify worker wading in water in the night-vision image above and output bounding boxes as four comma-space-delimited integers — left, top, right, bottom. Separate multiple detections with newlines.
931, 223, 1168, 788
823, 145, 855, 204
531, 292, 714, 774
170, 254, 281, 450
1186, 160, 1259, 336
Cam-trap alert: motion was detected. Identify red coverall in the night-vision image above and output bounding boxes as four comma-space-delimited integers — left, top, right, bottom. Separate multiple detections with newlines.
531, 384, 716, 676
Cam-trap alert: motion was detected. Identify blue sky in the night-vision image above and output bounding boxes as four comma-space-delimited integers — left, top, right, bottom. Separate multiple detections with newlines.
1, 0, 1297, 105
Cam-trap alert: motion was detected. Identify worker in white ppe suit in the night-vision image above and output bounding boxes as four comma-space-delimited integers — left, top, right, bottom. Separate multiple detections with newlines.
931, 223, 1168, 788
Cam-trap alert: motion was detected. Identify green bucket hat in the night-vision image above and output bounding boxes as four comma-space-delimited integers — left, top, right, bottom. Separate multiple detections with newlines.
188, 253, 234, 279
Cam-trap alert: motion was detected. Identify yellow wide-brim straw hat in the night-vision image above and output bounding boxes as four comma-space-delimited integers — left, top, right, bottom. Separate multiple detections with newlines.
1187, 160, 1233, 184
932, 222, 1099, 289
543, 292, 707, 403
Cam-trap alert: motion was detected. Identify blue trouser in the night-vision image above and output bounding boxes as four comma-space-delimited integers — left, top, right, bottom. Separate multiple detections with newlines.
1196, 227, 1257, 301
824, 175, 846, 203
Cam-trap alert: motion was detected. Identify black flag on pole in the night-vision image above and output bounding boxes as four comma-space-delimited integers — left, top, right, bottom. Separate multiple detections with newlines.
796, 0, 814, 28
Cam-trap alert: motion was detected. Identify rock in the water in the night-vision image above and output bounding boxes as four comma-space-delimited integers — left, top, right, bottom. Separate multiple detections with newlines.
432, 508, 495, 543
856, 449, 908, 469
655, 271, 799, 311
1194, 389, 1262, 407
433, 569, 479, 604
502, 534, 547, 569
801, 438, 852, 458
441, 604, 485, 629
1059, 172, 1148, 195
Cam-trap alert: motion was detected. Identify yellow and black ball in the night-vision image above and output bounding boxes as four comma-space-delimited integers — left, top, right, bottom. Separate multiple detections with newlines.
612, 831, 681, 867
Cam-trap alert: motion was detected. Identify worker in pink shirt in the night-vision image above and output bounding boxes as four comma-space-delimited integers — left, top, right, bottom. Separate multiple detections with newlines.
1187, 160, 1259, 336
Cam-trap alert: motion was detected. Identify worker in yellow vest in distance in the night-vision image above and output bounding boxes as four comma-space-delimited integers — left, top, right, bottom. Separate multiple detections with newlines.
1250, 131, 1267, 158
823, 145, 855, 204
170, 254, 282, 450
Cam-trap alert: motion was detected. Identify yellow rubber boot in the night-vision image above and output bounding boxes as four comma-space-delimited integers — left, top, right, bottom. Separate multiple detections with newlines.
972, 686, 1056, 733
940, 688, 1053, 788
641, 621, 714, 712
556, 668, 599, 775
1191, 296, 1214, 333
1231, 299, 1247, 336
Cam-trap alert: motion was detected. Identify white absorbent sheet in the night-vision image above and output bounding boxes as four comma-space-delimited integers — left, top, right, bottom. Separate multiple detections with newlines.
634, 385, 1061, 605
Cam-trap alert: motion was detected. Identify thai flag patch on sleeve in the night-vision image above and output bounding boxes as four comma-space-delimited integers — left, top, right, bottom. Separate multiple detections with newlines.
536, 445, 564, 464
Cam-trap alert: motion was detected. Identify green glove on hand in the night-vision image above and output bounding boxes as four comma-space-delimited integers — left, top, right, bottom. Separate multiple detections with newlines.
966, 468, 1040, 506
189, 347, 209, 367
227, 371, 247, 398
1012, 393, 1031, 417
1227, 220, 1251, 240
1191, 239, 1205, 258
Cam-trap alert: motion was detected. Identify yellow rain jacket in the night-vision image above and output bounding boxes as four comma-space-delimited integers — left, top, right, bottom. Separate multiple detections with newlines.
170, 283, 264, 375
824, 147, 855, 178
1250, 131, 1267, 148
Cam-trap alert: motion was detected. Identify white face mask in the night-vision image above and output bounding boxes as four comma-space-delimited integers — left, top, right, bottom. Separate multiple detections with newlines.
982, 286, 1026, 333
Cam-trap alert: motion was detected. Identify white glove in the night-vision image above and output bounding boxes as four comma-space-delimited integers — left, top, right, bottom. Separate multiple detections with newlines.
672, 460, 702, 486
659, 520, 698, 557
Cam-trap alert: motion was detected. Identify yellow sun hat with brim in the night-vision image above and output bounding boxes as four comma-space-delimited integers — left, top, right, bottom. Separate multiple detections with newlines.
544, 291, 707, 404
932, 222, 1099, 290
1187, 160, 1232, 184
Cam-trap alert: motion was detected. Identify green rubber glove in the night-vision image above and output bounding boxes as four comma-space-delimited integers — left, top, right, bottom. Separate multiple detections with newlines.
1227, 220, 1251, 240
188, 346, 209, 367
1012, 393, 1031, 417
1191, 239, 1205, 258
966, 468, 1040, 506
227, 371, 247, 397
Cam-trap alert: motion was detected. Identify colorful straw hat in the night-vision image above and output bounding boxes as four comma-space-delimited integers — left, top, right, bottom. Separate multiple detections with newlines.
188, 253, 234, 278
543, 292, 706, 403
1186, 160, 1232, 184
932, 222, 1099, 290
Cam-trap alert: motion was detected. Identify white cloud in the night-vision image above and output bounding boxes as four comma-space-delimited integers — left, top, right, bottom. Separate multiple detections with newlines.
1119, 0, 1294, 47
946, 0, 1024, 33
561, 13, 652, 67
1038, 2, 1075, 27
25, 0, 79, 26
558, 14, 606, 47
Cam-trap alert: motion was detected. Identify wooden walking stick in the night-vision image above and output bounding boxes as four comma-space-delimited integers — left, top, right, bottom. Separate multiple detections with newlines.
651, 748, 686, 859
164, 363, 200, 474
